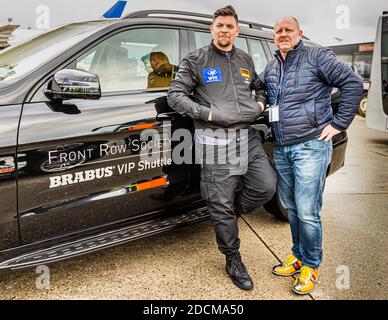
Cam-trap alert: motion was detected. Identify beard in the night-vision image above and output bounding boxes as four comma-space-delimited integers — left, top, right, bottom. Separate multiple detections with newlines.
216, 37, 231, 48
278, 41, 293, 51
277, 37, 296, 51
280, 43, 291, 48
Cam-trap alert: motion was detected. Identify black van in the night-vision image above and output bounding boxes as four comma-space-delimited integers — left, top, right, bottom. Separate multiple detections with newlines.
0, 10, 348, 271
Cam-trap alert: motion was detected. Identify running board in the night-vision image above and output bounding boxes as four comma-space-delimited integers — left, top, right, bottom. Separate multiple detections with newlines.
0, 208, 209, 271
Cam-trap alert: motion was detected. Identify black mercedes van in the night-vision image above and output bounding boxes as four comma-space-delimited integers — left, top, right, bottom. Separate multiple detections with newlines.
0, 10, 348, 271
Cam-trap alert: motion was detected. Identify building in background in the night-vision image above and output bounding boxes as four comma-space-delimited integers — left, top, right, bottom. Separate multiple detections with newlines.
0, 1, 128, 51
329, 42, 374, 117
0, 24, 44, 49
0, 24, 19, 50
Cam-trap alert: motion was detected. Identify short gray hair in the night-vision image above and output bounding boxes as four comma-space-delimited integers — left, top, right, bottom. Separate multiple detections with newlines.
274, 16, 301, 30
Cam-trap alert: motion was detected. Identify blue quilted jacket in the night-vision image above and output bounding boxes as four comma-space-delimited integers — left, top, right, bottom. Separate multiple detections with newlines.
263, 41, 363, 146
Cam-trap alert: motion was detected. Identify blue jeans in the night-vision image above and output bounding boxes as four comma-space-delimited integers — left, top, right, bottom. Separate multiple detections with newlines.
274, 138, 333, 269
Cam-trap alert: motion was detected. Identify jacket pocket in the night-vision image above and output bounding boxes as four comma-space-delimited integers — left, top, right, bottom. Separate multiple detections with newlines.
210, 104, 239, 127
200, 168, 215, 202
240, 99, 262, 123
303, 100, 318, 127
302, 138, 330, 150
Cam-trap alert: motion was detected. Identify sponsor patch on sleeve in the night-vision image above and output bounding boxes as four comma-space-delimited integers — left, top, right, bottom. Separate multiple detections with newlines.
203, 68, 223, 84
240, 68, 251, 78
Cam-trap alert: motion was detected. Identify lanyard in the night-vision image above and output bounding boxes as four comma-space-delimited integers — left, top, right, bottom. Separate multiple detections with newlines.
275, 62, 285, 105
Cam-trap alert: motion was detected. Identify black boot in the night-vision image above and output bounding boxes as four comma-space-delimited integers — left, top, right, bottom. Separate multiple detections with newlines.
225, 253, 253, 290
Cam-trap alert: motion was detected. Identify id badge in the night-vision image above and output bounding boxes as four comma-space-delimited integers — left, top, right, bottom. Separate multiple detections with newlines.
269, 105, 279, 122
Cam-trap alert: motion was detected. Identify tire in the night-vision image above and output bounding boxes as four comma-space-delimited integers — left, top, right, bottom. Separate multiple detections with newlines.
263, 192, 289, 222
358, 96, 367, 117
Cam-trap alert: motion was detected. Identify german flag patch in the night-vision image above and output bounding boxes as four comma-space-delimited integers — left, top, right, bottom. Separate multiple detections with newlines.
240, 68, 251, 78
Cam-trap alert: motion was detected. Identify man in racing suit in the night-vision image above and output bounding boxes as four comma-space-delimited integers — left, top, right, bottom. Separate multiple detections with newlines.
167, 5, 276, 290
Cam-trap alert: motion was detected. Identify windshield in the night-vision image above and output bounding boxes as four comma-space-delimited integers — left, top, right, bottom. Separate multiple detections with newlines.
0, 21, 114, 83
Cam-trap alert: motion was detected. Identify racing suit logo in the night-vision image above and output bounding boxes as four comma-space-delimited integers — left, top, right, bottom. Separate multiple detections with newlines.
240, 68, 251, 78
203, 68, 223, 84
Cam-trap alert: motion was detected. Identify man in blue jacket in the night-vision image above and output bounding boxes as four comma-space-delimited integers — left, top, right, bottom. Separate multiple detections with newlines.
263, 16, 363, 295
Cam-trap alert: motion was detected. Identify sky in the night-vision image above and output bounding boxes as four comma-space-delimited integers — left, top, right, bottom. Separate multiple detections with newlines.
0, 0, 387, 45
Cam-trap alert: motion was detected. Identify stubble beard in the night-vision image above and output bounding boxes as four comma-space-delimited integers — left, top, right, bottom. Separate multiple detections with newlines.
216, 37, 231, 49
278, 40, 293, 52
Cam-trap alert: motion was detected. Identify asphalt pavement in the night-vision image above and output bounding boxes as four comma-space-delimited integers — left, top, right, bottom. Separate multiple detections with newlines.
0, 115, 387, 300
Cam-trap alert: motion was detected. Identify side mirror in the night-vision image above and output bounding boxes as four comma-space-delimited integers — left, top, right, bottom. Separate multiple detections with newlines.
45, 69, 101, 100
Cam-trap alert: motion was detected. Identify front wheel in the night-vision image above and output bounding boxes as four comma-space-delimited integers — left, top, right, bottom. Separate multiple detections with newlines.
358, 96, 367, 117
263, 192, 289, 221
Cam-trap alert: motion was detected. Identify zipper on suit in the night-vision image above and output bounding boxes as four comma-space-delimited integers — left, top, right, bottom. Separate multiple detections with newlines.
226, 54, 242, 123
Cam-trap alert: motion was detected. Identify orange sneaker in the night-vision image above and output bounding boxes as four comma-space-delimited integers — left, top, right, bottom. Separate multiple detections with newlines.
272, 255, 302, 277
292, 266, 319, 295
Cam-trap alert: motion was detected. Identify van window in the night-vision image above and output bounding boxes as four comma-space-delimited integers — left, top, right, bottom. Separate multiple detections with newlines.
248, 39, 268, 74
76, 28, 179, 92
267, 42, 277, 56
193, 31, 249, 53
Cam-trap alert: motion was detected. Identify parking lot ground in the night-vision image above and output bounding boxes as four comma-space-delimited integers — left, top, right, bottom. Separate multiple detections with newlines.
0, 115, 387, 300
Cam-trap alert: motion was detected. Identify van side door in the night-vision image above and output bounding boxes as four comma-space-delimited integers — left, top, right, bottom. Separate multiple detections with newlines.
17, 27, 200, 244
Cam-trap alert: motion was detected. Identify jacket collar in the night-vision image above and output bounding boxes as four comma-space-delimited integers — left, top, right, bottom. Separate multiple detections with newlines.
275, 40, 304, 63
210, 41, 236, 57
